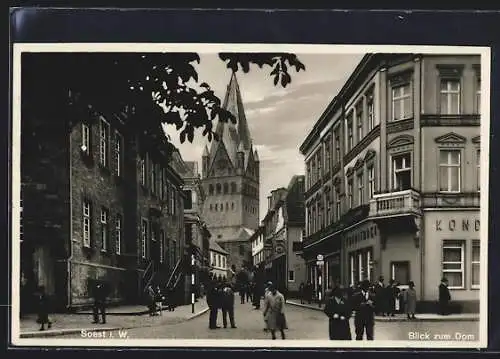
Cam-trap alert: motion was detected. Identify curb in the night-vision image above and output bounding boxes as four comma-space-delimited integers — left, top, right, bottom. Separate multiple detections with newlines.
286, 301, 479, 322
20, 307, 210, 338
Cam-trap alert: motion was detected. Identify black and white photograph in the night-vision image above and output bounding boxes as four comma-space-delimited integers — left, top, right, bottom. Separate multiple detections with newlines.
11, 43, 489, 348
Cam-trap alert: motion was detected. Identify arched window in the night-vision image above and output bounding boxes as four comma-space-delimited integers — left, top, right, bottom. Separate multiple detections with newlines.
226, 202, 229, 210
223, 183, 229, 194
216, 183, 222, 194
215, 203, 218, 211
231, 182, 237, 193
231, 202, 235, 210
209, 184, 214, 195
210, 204, 213, 211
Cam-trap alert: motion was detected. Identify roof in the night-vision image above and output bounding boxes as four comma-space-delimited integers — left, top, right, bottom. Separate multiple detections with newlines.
209, 238, 229, 255
210, 226, 255, 243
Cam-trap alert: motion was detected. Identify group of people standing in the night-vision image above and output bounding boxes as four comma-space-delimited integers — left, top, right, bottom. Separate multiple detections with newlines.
206, 273, 237, 329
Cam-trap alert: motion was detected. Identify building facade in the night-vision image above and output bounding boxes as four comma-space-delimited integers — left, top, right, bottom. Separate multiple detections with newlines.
201, 72, 259, 271
209, 239, 229, 279
298, 54, 481, 312
250, 176, 307, 296
20, 63, 186, 311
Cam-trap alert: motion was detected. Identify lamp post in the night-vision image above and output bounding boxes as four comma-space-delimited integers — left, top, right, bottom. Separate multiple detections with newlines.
191, 252, 195, 314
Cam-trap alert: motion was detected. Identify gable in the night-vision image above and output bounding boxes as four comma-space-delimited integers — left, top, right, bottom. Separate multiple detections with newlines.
434, 132, 467, 144
388, 134, 414, 148
207, 141, 235, 177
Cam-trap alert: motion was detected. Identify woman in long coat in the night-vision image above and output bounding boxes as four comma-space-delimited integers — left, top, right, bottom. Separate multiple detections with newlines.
324, 287, 352, 340
263, 283, 287, 340
403, 281, 417, 320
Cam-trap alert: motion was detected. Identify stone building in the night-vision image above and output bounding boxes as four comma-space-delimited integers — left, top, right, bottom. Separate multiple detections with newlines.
200, 72, 259, 271
298, 53, 482, 312
20, 54, 186, 311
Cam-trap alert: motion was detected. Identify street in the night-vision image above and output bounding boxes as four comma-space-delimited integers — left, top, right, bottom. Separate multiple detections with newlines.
65, 300, 479, 341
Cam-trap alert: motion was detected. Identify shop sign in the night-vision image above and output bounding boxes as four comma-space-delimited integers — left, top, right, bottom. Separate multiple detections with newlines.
435, 218, 480, 232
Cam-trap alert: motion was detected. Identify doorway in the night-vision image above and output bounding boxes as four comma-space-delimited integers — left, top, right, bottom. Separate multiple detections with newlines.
390, 261, 410, 284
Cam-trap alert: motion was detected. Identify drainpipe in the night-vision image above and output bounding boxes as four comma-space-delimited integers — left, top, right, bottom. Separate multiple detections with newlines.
66, 92, 74, 310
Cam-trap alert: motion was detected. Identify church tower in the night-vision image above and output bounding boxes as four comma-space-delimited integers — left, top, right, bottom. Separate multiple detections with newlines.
201, 72, 260, 271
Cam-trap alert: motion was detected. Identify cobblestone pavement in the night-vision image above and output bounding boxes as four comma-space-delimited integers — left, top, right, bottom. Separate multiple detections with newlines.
63, 299, 480, 341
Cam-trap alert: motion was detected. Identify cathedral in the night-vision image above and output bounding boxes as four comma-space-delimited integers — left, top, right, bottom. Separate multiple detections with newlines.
201, 72, 260, 271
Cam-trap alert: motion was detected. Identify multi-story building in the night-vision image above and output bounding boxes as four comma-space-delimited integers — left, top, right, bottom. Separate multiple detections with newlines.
209, 238, 229, 279
250, 176, 306, 296
20, 54, 186, 311
298, 53, 481, 313
201, 72, 259, 270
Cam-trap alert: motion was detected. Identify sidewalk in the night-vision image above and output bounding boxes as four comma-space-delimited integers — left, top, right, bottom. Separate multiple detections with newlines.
20, 299, 209, 338
286, 300, 479, 322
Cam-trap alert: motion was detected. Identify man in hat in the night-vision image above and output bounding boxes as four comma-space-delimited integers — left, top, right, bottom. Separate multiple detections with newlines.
352, 279, 376, 340
92, 282, 107, 324
438, 277, 451, 315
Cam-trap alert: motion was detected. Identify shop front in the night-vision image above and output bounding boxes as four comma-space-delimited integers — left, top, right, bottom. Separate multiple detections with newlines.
422, 210, 480, 313
344, 221, 379, 286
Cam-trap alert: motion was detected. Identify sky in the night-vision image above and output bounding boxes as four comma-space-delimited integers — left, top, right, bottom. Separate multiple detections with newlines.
164, 53, 365, 222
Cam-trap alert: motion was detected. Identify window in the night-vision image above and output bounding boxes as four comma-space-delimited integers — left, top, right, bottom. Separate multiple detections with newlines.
223, 183, 229, 194
368, 166, 375, 198
356, 104, 363, 142
114, 131, 123, 176
288, 270, 295, 282
391, 261, 410, 285
442, 240, 465, 289
476, 149, 481, 191
324, 138, 331, 174
184, 190, 193, 209
392, 153, 411, 191
326, 192, 332, 225
311, 159, 316, 184
170, 185, 176, 215
347, 178, 353, 209
476, 75, 481, 114
83, 200, 91, 247
100, 208, 109, 252
349, 254, 355, 286
440, 79, 461, 115
439, 150, 461, 192
115, 214, 122, 255
335, 186, 341, 221
160, 230, 165, 263
357, 172, 364, 206
216, 183, 221, 194
311, 205, 316, 233
367, 250, 373, 282
141, 219, 148, 258
231, 182, 237, 193
358, 252, 364, 282
317, 151, 322, 179
99, 118, 110, 166
140, 157, 146, 186
82, 123, 90, 154
367, 92, 375, 132
334, 127, 341, 163
471, 240, 480, 288
392, 83, 411, 120
347, 114, 354, 151
209, 184, 214, 195
151, 160, 157, 194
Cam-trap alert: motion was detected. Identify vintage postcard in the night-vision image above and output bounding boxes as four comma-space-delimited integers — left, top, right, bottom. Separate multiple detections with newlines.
10, 43, 489, 348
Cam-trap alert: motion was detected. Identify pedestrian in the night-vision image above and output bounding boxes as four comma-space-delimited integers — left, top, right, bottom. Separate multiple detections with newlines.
299, 282, 305, 304
438, 277, 451, 315
306, 281, 313, 304
263, 283, 287, 340
374, 276, 386, 316
36, 285, 52, 331
207, 278, 221, 329
239, 283, 246, 304
246, 281, 253, 303
385, 279, 398, 317
92, 282, 107, 324
352, 279, 375, 340
146, 285, 157, 316
324, 286, 352, 340
155, 286, 164, 316
221, 281, 237, 328
403, 281, 417, 320
252, 281, 262, 309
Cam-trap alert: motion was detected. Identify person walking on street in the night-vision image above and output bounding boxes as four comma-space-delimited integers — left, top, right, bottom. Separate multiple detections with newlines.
221, 281, 237, 328
92, 282, 107, 324
352, 279, 375, 340
239, 283, 246, 304
263, 283, 287, 340
438, 278, 451, 315
403, 281, 417, 320
385, 279, 399, 317
299, 282, 305, 304
324, 286, 352, 340
36, 286, 52, 331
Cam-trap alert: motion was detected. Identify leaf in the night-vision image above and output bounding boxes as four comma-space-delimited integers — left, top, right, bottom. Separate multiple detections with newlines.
180, 129, 186, 144
270, 66, 279, 76
273, 74, 279, 86
187, 129, 194, 143
200, 82, 210, 89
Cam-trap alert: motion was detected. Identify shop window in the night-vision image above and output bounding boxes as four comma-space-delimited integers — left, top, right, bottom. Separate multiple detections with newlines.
439, 149, 461, 193
442, 240, 465, 289
390, 261, 410, 285
471, 240, 480, 289
392, 153, 411, 191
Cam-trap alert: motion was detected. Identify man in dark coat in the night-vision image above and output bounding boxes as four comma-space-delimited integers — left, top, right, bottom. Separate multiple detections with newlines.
324, 287, 352, 340
374, 276, 386, 316
221, 281, 237, 328
92, 282, 107, 324
352, 279, 375, 340
438, 278, 451, 315
36, 285, 52, 331
207, 278, 221, 329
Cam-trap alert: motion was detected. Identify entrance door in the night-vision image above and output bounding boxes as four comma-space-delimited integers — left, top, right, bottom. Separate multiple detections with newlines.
390, 261, 410, 284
